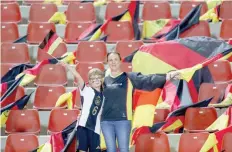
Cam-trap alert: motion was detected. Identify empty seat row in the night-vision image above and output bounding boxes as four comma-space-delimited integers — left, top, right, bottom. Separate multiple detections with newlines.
2, 1, 232, 23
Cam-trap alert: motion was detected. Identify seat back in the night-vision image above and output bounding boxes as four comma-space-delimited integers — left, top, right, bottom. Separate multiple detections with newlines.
220, 19, 232, 41
33, 85, 66, 109
5, 109, 40, 134
1, 3, 21, 23
135, 132, 170, 152
1, 43, 29, 64
35, 64, 67, 86
27, 22, 56, 44
142, 1, 171, 20
222, 132, 232, 152
121, 63, 132, 73
76, 41, 107, 62
220, 1, 232, 19
184, 107, 217, 131
0, 63, 16, 78
48, 109, 80, 133
66, 3, 96, 22
105, 2, 129, 20
29, 3, 58, 22
5, 134, 39, 152
179, 1, 208, 19
154, 109, 170, 124
1, 23, 19, 42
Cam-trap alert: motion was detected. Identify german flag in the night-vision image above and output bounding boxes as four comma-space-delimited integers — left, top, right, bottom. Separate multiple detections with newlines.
39, 30, 63, 55
78, 0, 140, 41
0, 75, 25, 107
200, 4, 220, 23
0, 92, 32, 127
32, 120, 78, 152
60, 51, 77, 65
55, 89, 77, 109
143, 4, 201, 41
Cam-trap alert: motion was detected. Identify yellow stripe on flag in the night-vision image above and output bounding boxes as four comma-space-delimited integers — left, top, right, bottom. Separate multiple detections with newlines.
210, 93, 232, 108
156, 101, 171, 109
48, 12, 66, 24
48, 37, 63, 55
55, 92, 72, 109
0, 110, 10, 127
44, 0, 62, 5
142, 19, 170, 39
61, 52, 76, 64
178, 64, 203, 82
120, 12, 132, 22
162, 119, 183, 132
200, 7, 220, 23
206, 0, 222, 9
199, 133, 218, 152
16, 73, 36, 87
219, 52, 232, 60
89, 29, 102, 41
206, 114, 229, 131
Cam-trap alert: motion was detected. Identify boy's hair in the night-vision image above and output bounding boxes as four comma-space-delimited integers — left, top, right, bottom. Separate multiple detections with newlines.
88, 68, 104, 80
107, 52, 122, 62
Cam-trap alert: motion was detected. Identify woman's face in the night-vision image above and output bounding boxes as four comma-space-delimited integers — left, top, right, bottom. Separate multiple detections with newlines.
107, 53, 121, 72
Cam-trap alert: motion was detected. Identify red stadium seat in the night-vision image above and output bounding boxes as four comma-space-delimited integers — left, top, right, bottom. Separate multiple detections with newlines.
29, 3, 58, 22
180, 21, 210, 38
37, 42, 67, 62
76, 41, 107, 62
179, 1, 208, 19
66, 3, 96, 22
154, 109, 170, 124
5, 109, 40, 134
184, 107, 217, 132
105, 21, 135, 43
0, 63, 16, 78
1, 23, 19, 42
198, 83, 228, 104
105, 2, 129, 20
33, 86, 66, 109
27, 22, 56, 44
1, 43, 30, 64
220, 1, 232, 19
179, 133, 214, 152
121, 63, 132, 72
75, 63, 105, 82
0, 0, 17, 3
1, 3, 21, 23
116, 40, 143, 59
24, 0, 44, 4
48, 109, 80, 133
142, 1, 171, 21
220, 19, 232, 41
135, 132, 170, 152
64, 22, 93, 43
35, 64, 67, 86
208, 60, 232, 82
5, 134, 39, 152
221, 132, 232, 152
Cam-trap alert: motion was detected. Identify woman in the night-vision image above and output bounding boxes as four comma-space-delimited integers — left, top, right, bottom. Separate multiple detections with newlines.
101, 52, 180, 152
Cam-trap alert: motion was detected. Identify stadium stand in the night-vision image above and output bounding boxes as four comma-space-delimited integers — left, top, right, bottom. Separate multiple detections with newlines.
1, 0, 232, 152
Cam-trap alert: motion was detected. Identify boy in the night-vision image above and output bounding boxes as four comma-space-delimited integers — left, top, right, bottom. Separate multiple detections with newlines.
66, 65, 104, 152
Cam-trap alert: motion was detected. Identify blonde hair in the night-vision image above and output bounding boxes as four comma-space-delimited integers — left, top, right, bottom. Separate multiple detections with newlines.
88, 68, 104, 80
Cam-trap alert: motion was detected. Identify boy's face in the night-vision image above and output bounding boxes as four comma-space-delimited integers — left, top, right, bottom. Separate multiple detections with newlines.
89, 75, 103, 89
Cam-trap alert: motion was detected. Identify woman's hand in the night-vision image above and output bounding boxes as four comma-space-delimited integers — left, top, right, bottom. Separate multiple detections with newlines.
166, 71, 181, 81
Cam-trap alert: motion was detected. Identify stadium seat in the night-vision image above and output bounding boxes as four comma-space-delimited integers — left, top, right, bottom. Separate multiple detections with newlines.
33, 85, 66, 109
1, 23, 19, 42
154, 109, 170, 124
34, 64, 67, 86
220, 1, 232, 19
1, 43, 30, 64
24, 0, 44, 5
0, 63, 16, 78
121, 63, 132, 72
180, 21, 210, 38
105, 2, 129, 20
29, 3, 58, 22
5, 134, 39, 152
66, 3, 96, 22
48, 109, 80, 133
64, 22, 93, 43
27, 22, 56, 44
221, 132, 232, 152
75, 62, 105, 82
116, 40, 143, 59
198, 83, 228, 104
37, 42, 67, 62
208, 60, 232, 82
5, 109, 40, 134
73, 89, 81, 109
184, 107, 217, 132
142, 1, 171, 21
179, 1, 208, 19
105, 21, 135, 43
179, 133, 214, 152
135, 132, 170, 152
0, 0, 17, 3
76, 41, 107, 62
1, 2, 21, 23
220, 19, 232, 41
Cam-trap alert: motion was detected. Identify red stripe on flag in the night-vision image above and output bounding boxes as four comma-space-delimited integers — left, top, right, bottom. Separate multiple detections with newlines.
43, 33, 59, 52
24, 60, 49, 76
215, 126, 232, 150
128, 1, 136, 21
78, 24, 98, 40
51, 132, 65, 152
187, 79, 198, 103
154, 20, 181, 38
139, 41, 206, 69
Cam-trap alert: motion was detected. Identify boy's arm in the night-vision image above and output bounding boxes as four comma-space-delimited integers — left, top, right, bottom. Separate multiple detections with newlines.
64, 64, 84, 89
